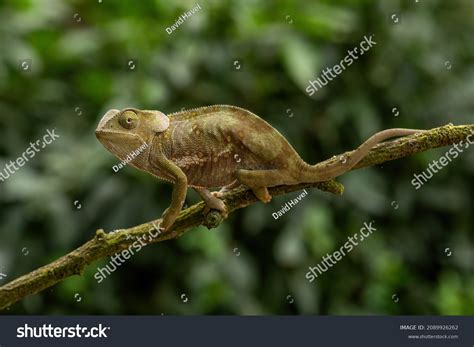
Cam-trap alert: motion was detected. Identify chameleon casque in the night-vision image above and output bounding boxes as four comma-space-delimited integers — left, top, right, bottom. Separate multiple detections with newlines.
95, 105, 422, 230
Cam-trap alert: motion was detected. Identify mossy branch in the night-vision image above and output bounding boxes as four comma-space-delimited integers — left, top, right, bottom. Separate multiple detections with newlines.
0, 124, 472, 310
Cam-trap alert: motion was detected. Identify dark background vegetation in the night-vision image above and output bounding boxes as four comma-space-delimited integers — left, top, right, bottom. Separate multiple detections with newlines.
0, 0, 473, 314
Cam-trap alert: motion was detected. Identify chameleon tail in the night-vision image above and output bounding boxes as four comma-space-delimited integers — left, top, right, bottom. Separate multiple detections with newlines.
298, 128, 425, 183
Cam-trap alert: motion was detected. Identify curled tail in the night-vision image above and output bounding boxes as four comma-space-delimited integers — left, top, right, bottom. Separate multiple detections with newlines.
298, 128, 424, 183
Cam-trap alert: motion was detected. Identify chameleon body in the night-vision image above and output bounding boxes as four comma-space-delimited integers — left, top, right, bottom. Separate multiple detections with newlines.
96, 105, 422, 230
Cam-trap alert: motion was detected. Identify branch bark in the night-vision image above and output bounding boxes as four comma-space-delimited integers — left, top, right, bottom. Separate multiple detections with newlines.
0, 124, 472, 310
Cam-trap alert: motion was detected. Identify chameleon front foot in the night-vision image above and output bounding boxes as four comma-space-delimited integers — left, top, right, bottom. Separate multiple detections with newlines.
160, 207, 180, 231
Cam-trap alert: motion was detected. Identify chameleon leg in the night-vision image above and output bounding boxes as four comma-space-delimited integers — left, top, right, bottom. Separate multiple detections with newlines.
237, 169, 298, 189
161, 176, 188, 230
252, 186, 272, 202
236, 169, 297, 202
194, 187, 227, 214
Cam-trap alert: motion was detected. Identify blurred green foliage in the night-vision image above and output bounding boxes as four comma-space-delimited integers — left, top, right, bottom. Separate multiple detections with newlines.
0, 0, 473, 314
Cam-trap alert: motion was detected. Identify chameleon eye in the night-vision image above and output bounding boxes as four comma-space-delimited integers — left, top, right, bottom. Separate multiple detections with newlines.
119, 111, 138, 130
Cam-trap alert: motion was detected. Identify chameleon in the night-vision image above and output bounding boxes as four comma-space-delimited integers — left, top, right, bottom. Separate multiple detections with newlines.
95, 105, 423, 230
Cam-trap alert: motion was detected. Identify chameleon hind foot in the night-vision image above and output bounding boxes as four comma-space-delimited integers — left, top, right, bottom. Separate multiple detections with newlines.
237, 169, 296, 203
251, 186, 272, 203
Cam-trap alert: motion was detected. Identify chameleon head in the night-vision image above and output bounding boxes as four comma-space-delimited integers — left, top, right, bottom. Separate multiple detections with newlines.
95, 108, 170, 164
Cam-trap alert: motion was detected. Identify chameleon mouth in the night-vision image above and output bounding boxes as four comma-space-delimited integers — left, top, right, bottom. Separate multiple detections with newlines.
95, 109, 120, 134
96, 131, 147, 162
